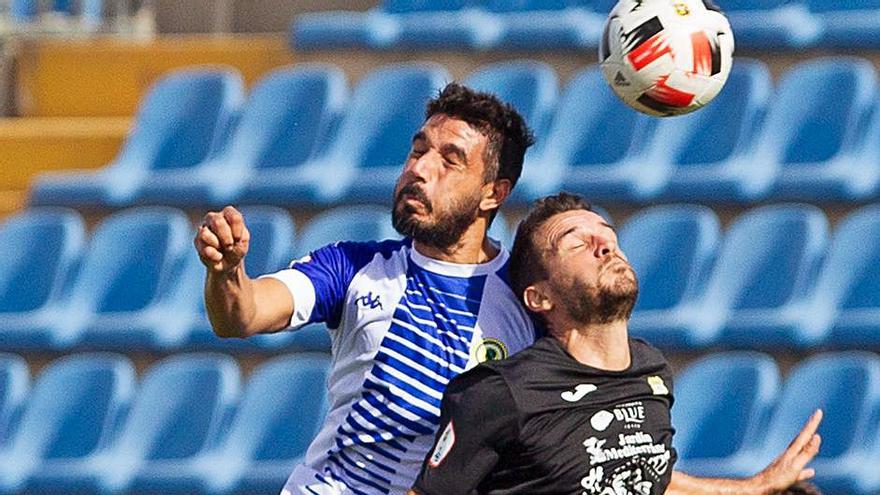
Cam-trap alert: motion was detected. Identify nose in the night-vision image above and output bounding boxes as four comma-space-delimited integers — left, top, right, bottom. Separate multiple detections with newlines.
592, 233, 616, 260
404, 152, 435, 182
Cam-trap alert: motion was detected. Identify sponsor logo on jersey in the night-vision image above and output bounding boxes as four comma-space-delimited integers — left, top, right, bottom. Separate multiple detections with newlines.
429, 421, 456, 468
591, 410, 615, 431
562, 383, 598, 402
354, 291, 383, 310
474, 338, 508, 362
648, 376, 669, 395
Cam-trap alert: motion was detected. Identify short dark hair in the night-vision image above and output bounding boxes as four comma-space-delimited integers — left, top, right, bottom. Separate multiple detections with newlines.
426, 82, 535, 188
509, 192, 593, 303
779, 482, 822, 495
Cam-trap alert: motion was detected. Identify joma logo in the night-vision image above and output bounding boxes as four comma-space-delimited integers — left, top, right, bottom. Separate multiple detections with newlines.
355, 292, 383, 310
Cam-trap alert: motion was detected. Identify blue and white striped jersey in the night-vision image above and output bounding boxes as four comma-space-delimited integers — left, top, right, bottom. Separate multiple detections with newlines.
263, 238, 536, 495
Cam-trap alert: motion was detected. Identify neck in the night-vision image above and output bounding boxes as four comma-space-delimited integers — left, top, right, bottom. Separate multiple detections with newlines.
412, 218, 498, 264
551, 319, 631, 371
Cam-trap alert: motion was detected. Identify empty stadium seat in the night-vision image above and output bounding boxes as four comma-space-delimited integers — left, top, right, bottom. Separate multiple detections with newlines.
767, 58, 878, 201
28, 354, 241, 495
673, 352, 780, 477
658, 59, 773, 202
135, 65, 349, 207
483, 0, 603, 50
1, 354, 135, 495
622, 205, 722, 349
0, 355, 28, 448
124, 354, 330, 494
511, 66, 659, 204
10, 0, 37, 22
29, 68, 244, 208
807, 0, 880, 48
711, 205, 829, 349
384, 0, 493, 50
719, 0, 821, 49
242, 63, 450, 206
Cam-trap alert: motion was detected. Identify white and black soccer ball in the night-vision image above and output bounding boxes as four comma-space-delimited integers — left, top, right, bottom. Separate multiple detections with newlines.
599, 0, 735, 117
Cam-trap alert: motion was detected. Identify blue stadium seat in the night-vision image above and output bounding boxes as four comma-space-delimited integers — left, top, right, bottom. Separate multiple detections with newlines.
658, 59, 773, 202
712, 205, 830, 349
10, 0, 37, 22
185, 207, 298, 352
123, 354, 330, 494
1, 354, 135, 495
806, 0, 880, 48
511, 66, 659, 204
135, 65, 348, 207
748, 353, 880, 493
27, 354, 241, 495
719, 0, 821, 49
383, 0, 493, 50
242, 63, 450, 206
672, 353, 780, 478
290, 9, 387, 51
484, 0, 603, 50
767, 58, 878, 201
814, 205, 880, 348
0, 354, 28, 448
622, 205, 722, 349
29, 68, 244, 208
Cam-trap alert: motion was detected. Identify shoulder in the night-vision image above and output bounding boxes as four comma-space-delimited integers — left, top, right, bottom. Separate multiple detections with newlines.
629, 338, 671, 370
293, 238, 409, 271
445, 365, 515, 410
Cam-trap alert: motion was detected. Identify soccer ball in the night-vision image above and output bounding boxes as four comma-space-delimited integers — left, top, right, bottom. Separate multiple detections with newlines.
599, 0, 735, 117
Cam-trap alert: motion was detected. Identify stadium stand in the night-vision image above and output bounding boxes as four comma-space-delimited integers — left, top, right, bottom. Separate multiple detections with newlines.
0, 354, 28, 448
807, 0, 880, 49
719, 0, 821, 49
672, 352, 781, 478
483, 0, 604, 51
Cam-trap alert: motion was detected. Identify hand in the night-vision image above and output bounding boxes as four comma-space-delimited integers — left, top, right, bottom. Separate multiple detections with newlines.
195, 206, 250, 274
751, 409, 823, 495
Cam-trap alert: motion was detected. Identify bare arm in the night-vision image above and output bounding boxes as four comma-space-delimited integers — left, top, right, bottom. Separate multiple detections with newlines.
667, 410, 823, 495
196, 206, 294, 338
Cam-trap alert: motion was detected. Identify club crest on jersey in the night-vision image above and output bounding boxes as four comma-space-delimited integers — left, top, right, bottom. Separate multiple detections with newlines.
673, 2, 690, 15
474, 338, 508, 363
429, 421, 455, 467
648, 376, 669, 395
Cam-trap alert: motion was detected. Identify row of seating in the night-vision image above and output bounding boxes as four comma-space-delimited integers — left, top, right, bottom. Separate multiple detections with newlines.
0, 350, 876, 494
6, 0, 104, 25
290, 0, 880, 51
0, 352, 330, 495
28, 57, 880, 208
2, 201, 879, 351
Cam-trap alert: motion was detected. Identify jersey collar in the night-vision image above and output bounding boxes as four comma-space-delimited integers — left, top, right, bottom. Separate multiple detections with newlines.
409, 239, 508, 278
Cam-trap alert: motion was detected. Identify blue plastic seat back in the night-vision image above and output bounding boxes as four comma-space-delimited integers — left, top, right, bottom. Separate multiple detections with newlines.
817, 205, 880, 311
484, 0, 575, 13
671, 59, 771, 167
620, 205, 720, 311
546, 66, 654, 167
0, 354, 29, 446
114, 354, 240, 460
222, 354, 330, 461
297, 205, 399, 255
673, 352, 780, 459
805, 0, 880, 12
763, 353, 880, 459
381, 0, 471, 13
0, 208, 84, 312
69, 207, 191, 313
759, 59, 876, 167
715, 0, 792, 11
707, 205, 828, 311
331, 64, 449, 170
234, 65, 347, 172
240, 207, 297, 276
10, 354, 134, 459
464, 60, 559, 139
116, 69, 243, 172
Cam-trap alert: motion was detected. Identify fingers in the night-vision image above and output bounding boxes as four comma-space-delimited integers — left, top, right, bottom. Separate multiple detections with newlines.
784, 409, 823, 461
223, 206, 246, 243
204, 211, 234, 248
196, 206, 249, 270
797, 468, 816, 481
791, 434, 821, 472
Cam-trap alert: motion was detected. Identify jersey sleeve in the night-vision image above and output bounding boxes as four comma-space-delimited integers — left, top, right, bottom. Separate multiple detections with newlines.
412, 367, 519, 495
259, 241, 375, 330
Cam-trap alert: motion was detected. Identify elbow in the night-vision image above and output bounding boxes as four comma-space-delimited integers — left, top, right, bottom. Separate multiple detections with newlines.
211, 322, 252, 340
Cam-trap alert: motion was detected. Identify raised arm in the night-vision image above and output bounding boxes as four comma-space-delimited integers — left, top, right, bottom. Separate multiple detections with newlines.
667, 410, 823, 495
195, 206, 294, 338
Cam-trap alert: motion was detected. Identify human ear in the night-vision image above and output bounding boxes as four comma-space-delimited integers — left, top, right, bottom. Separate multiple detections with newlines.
479, 179, 511, 213
523, 284, 553, 314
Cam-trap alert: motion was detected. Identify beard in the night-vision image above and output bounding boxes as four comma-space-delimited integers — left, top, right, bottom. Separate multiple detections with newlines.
558, 260, 639, 325
392, 183, 482, 250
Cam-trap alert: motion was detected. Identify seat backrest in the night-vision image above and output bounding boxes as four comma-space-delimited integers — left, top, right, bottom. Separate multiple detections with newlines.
620, 205, 720, 311
665, 59, 771, 167
227, 65, 348, 172
9, 354, 134, 460
0, 354, 29, 447
113, 354, 240, 460
381, 0, 472, 13
703, 205, 828, 311
714, 0, 793, 11
297, 205, 399, 255
672, 352, 780, 459
114, 68, 244, 172
804, 0, 880, 12
69, 207, 191, 314
464, 60, 559, 139
484, 0, 577, 12
326, 63, 450, 170
220, 354, 330, 461
0, 208, 84, 313
541, 66, 657, 168
813, 204, 880, 311
762, 353, 880, 460
753, 58, 876, 167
